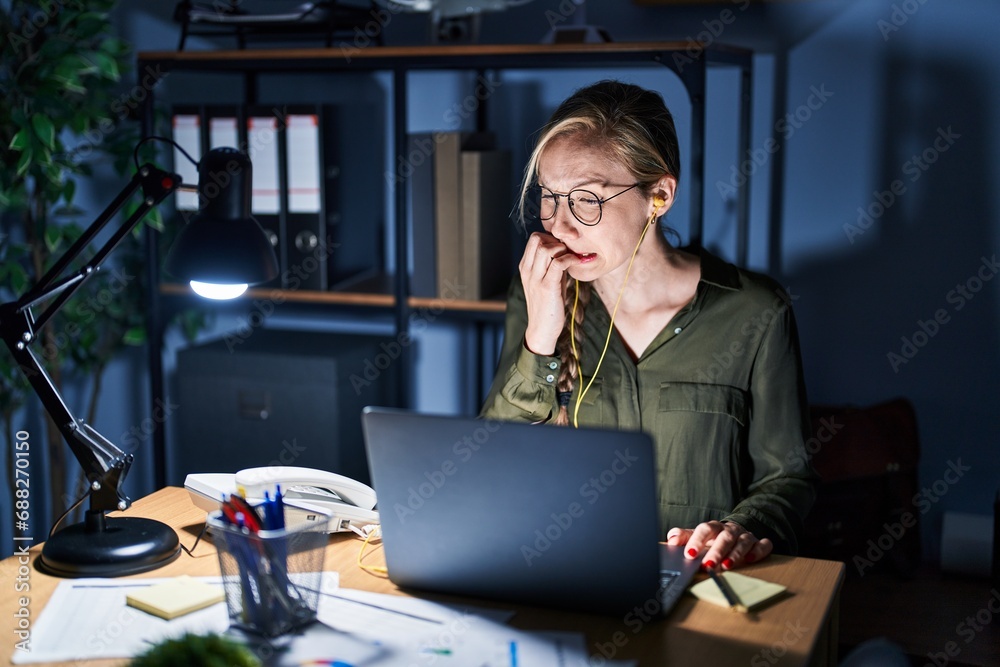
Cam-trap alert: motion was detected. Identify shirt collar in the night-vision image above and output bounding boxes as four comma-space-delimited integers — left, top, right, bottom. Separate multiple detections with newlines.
694, 246, 741, 291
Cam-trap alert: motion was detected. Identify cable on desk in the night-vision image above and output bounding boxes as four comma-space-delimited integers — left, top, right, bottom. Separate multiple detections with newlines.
356, 524, 387, 576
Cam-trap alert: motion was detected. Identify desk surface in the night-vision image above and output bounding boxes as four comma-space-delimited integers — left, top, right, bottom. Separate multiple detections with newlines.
1, 488, 844, 667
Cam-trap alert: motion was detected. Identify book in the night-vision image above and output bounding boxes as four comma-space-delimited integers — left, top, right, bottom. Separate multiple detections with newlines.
408, 133, 438, 298
688, 571, 788, 612
432, 131, 494, 299
460, 149, 512, 301
125, 575, 225, 620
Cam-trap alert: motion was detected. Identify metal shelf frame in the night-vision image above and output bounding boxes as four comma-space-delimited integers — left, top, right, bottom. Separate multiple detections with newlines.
138, 42, 753, 488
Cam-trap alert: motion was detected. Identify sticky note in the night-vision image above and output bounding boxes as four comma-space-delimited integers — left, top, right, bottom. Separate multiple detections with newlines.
688, 571, 787, 611
126, 576, 226, 620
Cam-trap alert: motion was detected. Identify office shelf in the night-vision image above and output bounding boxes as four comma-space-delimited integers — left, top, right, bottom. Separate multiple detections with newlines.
138, 41, 753, 487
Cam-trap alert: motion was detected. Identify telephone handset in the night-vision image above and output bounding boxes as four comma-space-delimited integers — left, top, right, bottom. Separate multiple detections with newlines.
185, 466, 379, 533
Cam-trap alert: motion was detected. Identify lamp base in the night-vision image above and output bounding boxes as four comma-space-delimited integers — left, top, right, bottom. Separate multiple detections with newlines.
38, 511, 181, 578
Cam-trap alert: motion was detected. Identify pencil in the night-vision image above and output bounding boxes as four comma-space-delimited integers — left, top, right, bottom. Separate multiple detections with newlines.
707, 568, 748, 613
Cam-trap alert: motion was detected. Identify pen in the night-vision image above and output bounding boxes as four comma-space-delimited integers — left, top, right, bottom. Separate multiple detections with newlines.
707, 567, 748, 613
274, 484, 286, 530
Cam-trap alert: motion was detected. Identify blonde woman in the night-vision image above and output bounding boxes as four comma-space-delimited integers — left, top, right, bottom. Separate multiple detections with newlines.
481, 81, 818, 570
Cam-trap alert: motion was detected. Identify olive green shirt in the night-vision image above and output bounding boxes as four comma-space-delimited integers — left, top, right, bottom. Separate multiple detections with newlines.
480, 248, 818, 554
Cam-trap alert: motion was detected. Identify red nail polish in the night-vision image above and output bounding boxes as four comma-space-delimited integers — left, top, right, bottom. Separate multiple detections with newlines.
687, 548, 697, 558
745, 553, 756, 564
703, 560, 716, 570
722, 558, 734, 570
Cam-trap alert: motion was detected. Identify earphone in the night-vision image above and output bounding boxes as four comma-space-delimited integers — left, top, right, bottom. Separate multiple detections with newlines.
571, 200, 658, 427
568, 190, 668, 425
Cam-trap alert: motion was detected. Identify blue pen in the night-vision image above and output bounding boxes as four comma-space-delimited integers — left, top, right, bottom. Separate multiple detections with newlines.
263, 490, 275, 530
274, 484, 286, 529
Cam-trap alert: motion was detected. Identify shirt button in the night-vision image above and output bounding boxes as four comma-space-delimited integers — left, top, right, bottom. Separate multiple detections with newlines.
674, 327, 682, 334
545, 374, 555, 383
548, 361, 559, 370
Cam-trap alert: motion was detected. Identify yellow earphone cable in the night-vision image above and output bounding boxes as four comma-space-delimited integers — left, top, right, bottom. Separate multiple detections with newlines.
572, 209, 658, 428
357, 526, 388, 576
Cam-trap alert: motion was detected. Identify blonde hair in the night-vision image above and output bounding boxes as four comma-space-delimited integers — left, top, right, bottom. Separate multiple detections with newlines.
517, 80, 681, 229
517, 81, 681, 425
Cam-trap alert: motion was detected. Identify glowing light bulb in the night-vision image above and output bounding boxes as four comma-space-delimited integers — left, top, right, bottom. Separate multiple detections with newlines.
190, 281, 248, 300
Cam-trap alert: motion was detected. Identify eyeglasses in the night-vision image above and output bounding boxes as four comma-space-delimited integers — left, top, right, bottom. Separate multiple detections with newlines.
530, 183, 641, 226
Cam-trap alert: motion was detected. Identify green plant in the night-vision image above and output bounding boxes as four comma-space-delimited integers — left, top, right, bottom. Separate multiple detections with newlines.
0, 1, 204, 528
130, 632, 261, 667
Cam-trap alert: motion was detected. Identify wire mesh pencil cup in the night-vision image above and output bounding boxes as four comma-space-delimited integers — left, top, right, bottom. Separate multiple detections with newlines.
208, 510, 330, 637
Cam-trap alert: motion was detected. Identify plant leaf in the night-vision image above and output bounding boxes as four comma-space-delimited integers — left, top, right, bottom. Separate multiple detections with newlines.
123, 327, 146, 346
9, 129, 29, 151
9, 264, 29, 294
32, 114, 56, 150
44, 226, 62, 253
15, 148, 33, 177
90, 51, 120, 81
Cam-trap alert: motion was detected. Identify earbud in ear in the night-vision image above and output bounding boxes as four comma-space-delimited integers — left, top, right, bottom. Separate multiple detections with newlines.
653, 195, 666, 208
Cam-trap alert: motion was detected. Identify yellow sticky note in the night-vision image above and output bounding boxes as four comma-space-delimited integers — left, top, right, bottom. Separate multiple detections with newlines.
689, 571, 787, 611
126, 576, 226, 620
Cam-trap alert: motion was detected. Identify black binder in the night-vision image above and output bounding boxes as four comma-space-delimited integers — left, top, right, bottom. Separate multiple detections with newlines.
280, 105, 333, 291
245, 105, 284, 289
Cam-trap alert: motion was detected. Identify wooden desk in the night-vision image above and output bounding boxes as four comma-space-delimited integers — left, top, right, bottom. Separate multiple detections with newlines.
1, 488, 844, 667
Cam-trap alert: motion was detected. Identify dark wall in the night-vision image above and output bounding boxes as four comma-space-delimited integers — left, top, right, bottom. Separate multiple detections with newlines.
108, 0, 1000, 563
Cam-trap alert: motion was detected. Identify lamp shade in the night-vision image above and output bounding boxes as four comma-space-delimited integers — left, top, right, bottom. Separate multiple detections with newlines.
165, 147, 279, 286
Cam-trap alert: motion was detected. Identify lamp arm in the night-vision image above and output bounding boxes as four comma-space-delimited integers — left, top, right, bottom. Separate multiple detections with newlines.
25, 165, 180, 332
0, 164, 181, 514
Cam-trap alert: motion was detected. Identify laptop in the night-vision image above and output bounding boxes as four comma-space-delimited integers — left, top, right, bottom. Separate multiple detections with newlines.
361, 407, 700, 616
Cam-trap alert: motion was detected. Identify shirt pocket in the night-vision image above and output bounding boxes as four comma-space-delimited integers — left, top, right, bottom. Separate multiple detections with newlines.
658, 381, 748, 426
655, 382, 750, 509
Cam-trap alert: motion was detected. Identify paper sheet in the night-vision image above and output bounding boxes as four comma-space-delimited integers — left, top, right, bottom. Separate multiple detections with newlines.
11, 575, 618, 666
12, 577, 232, 664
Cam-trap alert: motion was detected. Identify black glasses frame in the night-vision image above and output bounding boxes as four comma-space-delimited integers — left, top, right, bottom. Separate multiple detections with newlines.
533, 183, 641, 226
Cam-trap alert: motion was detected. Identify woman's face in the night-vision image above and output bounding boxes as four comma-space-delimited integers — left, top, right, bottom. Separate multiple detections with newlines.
536, 135, 652, 283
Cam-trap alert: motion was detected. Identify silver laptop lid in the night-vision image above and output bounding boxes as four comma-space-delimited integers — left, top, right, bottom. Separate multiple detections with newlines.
361, 407, 663, 615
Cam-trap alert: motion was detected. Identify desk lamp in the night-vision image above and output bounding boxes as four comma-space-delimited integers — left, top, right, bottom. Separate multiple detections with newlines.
0, 143, 278, 577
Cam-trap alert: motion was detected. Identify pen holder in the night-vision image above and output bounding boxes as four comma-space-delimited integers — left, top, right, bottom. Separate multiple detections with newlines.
208, 510, 330, 637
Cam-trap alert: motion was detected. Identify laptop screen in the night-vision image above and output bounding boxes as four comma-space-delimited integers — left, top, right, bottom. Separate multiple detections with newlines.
361, 407, 666, 615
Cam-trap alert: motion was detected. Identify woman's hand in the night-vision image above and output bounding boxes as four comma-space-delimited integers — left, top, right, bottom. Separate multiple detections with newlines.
666, 521, 773, 570
519, 231, 577, 356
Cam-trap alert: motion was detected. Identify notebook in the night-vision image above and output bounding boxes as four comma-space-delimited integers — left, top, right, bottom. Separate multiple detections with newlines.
361, 407, 700, 616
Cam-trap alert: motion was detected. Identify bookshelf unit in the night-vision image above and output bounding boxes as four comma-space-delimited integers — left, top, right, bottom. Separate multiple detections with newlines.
137, 42, 753, 487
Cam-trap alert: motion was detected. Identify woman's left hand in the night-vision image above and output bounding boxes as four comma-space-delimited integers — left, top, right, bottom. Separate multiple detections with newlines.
666, 521, 773, 570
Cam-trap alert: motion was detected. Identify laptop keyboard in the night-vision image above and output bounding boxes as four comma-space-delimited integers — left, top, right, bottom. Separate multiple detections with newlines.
658, 570, 684, 610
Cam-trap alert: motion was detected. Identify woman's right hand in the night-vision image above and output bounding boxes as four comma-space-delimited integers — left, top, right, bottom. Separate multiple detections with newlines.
519, 232, 576, 356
